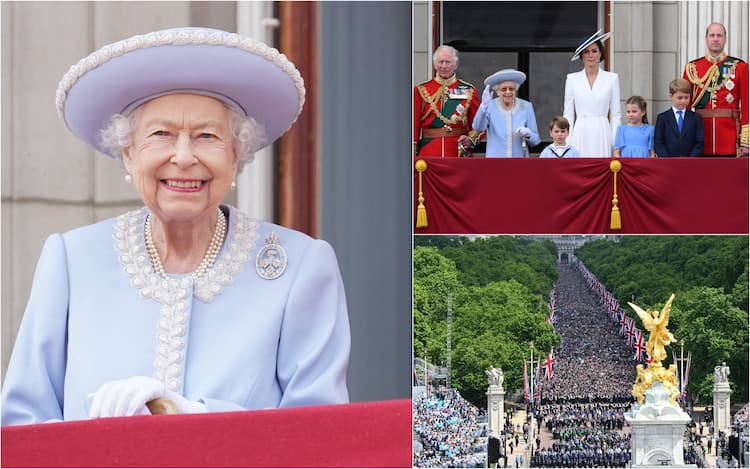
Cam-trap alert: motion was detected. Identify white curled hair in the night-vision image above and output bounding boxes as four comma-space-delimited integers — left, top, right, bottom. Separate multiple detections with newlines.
99, 106, 267, 172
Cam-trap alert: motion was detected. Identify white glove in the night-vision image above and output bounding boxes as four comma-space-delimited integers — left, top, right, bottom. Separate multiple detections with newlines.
88, 376, 206, 418
481, 85, 493, 106
516, 126, 531, 138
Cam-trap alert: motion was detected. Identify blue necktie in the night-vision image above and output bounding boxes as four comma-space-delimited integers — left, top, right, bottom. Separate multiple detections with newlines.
677, 110, 684, 133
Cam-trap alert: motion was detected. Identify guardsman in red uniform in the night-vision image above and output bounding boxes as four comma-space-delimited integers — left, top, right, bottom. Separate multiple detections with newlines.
414, 45, 481, 157
683, 23, 748, 157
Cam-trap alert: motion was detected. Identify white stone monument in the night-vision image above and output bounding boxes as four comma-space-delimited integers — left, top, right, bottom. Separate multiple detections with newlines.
713, 362, 732, 435
626, 382, 694, 467
485, 367, 505, 437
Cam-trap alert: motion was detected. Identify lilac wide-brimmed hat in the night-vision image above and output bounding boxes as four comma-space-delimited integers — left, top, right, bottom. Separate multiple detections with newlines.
55, 27, 305, 159
571, 29, 612, 62
484, 69, 526, 89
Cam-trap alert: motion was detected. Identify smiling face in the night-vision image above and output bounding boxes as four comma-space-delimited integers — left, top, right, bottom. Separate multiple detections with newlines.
494, 81, 517, 107
122, 93, 238, 225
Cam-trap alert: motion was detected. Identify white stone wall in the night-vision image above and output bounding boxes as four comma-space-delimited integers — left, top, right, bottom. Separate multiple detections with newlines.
412, 0, 431, 85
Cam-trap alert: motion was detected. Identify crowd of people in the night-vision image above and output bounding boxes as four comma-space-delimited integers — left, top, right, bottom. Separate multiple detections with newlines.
531, 434, 631, 468
543, 403, 628, 436
539, 265, 636, 404
734, 403, 749, 427
531, 264, 633, 467
413, 388, 485, 468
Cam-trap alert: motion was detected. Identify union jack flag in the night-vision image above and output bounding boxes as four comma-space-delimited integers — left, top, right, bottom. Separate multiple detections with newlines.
630, 326, 640, 346
542, 351, 555, 380
626, 318, 637, 344
634, 334, 647, 362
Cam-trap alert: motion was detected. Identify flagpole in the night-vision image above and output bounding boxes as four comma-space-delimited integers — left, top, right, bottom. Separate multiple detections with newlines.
686, 351, 691, 410
529, 340, 535, 456
679, 338, 685, 406
529, 340, 534, 413
424, 347, 429, 396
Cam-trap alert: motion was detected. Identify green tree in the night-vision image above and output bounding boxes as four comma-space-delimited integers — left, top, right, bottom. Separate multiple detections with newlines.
413, 237, 561, 407
413, 246, 463, 365
669, 287, 748, 403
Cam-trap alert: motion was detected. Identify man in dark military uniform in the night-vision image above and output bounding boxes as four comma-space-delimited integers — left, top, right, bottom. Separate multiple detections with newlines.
683, 23, 748, 157
413, 45, 481, 157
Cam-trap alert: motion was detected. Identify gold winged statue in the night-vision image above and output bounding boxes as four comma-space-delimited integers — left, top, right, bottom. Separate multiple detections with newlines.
628, 293, 676, 365
628, 294, 680, 405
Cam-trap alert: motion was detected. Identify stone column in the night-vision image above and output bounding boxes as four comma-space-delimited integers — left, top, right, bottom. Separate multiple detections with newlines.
485, 367, 505, 437
713, 362, 732, 435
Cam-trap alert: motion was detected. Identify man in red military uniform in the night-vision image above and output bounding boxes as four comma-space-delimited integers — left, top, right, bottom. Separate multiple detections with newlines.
683, 23, 748, 157
414, 45, 481, 157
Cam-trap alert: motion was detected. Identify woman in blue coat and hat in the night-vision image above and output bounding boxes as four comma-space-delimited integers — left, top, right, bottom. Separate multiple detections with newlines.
472, 69, 540, 157
2, 27, 350, 425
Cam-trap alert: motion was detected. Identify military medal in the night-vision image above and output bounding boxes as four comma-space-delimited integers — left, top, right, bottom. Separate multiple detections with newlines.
726, 93, 734, 104
449, 85, 470, 100
725, 79, 735, 91
256, 232, 287, 280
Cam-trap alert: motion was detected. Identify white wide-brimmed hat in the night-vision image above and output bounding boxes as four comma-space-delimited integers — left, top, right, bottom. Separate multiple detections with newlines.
55, 27, 305, 159
484, 69, 526, 89
571, 29, 612, 62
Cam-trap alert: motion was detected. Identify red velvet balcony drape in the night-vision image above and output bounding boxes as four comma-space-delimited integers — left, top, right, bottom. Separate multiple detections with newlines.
1, 400, 412, 468
414, 158, 748, 234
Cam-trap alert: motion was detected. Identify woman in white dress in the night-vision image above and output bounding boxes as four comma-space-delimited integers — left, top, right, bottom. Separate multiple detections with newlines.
563, 30, 621, 157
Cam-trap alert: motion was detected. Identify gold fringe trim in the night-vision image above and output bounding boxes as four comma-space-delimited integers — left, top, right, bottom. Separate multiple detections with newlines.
415, 159, 428, 228
610, 160, 622, 230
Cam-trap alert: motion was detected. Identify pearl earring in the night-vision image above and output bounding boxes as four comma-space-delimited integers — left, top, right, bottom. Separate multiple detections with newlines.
124, 174, 132, 183
231, 181, 236, 190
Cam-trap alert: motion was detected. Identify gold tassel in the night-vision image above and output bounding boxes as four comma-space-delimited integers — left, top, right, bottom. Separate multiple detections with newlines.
610, 160, 622, 230
415, 159, 428, 228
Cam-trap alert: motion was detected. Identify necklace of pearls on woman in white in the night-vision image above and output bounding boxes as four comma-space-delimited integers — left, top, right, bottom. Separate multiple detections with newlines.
144, 207, 227, 279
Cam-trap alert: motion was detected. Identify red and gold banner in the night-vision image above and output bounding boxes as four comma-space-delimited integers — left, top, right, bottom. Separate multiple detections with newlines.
414, 158, 748, 234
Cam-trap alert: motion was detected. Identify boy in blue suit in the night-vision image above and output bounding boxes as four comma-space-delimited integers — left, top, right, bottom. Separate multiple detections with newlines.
654, 78, 704, 156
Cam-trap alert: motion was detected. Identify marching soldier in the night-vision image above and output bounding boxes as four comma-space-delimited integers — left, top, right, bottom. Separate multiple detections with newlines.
683, 23, 748, 157
413, 45, 481, 157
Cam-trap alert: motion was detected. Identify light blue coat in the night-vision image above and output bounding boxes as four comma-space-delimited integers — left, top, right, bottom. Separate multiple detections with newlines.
472, 98, 541, 157
1, 205, 350, 425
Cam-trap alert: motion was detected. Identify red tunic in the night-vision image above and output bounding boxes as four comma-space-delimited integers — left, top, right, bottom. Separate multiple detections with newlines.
683, 54, 748, 156
413, 74, 480, 158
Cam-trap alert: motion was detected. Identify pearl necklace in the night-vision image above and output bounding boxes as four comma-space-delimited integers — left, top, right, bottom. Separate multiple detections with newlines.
144, 208, 227, 279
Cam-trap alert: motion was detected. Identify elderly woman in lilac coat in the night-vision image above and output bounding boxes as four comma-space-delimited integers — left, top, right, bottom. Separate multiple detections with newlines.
472, 69, 541, 157
1, 28, 350, 425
